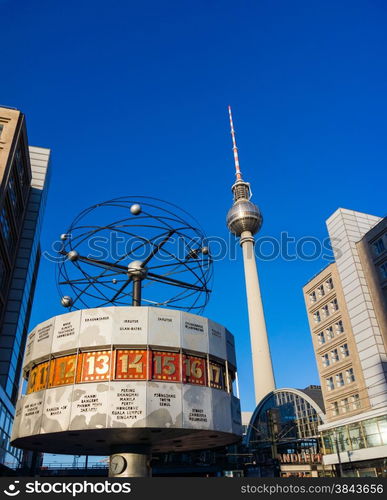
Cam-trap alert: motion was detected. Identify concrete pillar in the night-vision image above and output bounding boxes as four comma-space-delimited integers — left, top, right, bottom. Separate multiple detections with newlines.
240, 230, 275, 404
109, 446, 151, 477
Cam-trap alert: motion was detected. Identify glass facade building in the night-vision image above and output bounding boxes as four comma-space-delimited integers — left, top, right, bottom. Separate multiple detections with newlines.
0, 107, 50, 471
245, 387, 331, 477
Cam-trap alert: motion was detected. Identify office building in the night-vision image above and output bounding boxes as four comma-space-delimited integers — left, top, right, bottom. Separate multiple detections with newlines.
0, 106, 50, 471
303, 208, 387, 477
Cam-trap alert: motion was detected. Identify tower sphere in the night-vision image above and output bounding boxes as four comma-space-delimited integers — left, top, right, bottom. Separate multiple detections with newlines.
226, 200, 263, 236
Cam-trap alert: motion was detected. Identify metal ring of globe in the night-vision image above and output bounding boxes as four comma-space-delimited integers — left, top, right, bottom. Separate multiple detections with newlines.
56, 196, 213, 313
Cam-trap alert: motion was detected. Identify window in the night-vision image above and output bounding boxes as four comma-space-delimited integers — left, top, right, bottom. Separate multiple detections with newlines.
373, 238, 385, 256
336, 320, 344, 334
330, 298, 339, 312
380, 263, 387, 280
326, 326, 334, 340
341, 398, 350, 413
348, 421, 365, 449
378, 416, 387, 445
363, 418, 382, 447
8, 176, 17, 208
340, 343, 349, 358
317, 285, 325, 298
322, 353, 330, 367
322, 304, 330, 318
8, 174, 22, 220
0, 253, 9, 289
14, 147, 30, 197
317, 332, 325, 345
331, 401, 339, 416
336, 372, 344, 387
331, 349, 339, 363
346, 368, 355, 383
326, 277, 334, 290
0, 206, 12, 246
0, 124, 3, 137
309, 291, 317, 303
314, 311, 321, 323
326, 377, 334, 391
351, 394, 360, 410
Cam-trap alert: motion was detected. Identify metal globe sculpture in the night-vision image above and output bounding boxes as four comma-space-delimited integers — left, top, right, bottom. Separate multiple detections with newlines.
56, 197, 213, 314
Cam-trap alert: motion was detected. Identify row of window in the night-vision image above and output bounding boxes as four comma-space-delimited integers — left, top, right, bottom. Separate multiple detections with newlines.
0, 404, 13, 436
321, 343, 349, 367
317, 321, 344, 345
0, 146, 31, 256
0, 142, 32, 307
313, 298, 339, 323
26, 348, 235, 395
331, 394, 360, 416
322, 415, 387, 454
309, 277, 334, 304
0, 400, 23, 468
326, 368, 355, 391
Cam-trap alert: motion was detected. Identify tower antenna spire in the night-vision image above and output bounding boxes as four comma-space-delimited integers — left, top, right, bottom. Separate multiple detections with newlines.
228, 106, 242, 181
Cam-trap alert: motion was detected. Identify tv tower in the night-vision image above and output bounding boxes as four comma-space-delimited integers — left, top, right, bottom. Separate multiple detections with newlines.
226, 106, 276, 405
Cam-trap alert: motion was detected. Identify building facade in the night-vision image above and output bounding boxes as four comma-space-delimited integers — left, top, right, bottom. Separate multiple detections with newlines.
0, 106, 50, 471
303, 208, 387, 477
245, 386, 332, 477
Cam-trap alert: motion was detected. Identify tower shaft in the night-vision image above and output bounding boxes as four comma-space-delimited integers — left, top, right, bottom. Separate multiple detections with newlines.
240, 231, 275, 403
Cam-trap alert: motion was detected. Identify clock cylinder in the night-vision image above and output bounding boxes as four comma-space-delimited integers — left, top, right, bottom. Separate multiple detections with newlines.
11, 306, 242, 458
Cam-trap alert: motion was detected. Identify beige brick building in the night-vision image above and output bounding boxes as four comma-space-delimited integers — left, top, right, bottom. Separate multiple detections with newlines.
303, 208, 387, 477
304, 262, 370, 423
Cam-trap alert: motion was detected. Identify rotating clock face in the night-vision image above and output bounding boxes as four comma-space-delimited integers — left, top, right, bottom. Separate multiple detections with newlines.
111, 455, 127, 474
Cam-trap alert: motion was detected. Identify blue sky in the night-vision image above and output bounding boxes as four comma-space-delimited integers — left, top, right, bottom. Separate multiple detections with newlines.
2, 0, 387, 415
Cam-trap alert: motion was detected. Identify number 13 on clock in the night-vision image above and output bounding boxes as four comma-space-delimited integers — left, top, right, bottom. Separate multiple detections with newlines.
78, 351, 112, 382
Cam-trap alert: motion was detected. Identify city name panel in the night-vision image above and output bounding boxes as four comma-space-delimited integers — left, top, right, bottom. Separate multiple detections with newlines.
11, 307, 242, 455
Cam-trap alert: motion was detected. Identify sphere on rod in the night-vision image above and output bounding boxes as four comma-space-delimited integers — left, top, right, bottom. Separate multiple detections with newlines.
61, 296, 73, 308
130, 203, 142, 215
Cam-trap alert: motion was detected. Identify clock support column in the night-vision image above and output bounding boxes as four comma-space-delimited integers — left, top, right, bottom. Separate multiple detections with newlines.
109, 445, 151, 477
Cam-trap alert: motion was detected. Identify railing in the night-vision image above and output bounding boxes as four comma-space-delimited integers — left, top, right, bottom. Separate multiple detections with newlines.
40, 463, 108, 470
